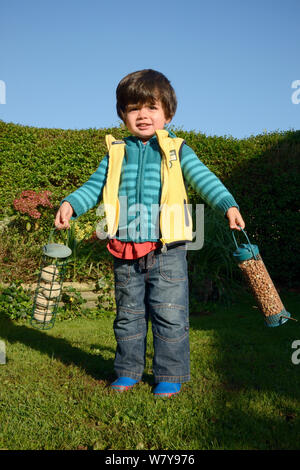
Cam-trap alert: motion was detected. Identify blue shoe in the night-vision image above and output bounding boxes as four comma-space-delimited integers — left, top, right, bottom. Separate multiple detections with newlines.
153, 382, 181, 397
111, 377, 139, 392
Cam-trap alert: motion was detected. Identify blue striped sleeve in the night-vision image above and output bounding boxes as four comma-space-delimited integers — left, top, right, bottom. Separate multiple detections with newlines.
180, 144, 239, 217
62, 154, 109, 218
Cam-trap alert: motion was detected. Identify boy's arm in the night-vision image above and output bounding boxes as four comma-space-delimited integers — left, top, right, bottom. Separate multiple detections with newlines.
55, 154, 109, 229
60, 153, 109, 219
180, 144, 245, 229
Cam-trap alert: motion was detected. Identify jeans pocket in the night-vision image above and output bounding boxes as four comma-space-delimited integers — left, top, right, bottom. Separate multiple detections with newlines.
113, 257, 131, 287
159, 247, 187, 282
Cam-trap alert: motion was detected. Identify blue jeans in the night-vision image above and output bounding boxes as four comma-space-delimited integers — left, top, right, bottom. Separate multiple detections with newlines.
112, 244, 190, 383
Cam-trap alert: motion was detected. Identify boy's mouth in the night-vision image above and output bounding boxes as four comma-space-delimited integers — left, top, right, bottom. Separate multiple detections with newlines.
137, 123, 151, 129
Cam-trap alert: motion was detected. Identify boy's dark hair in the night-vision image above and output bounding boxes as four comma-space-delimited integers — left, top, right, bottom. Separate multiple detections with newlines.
116, 69, 177, 121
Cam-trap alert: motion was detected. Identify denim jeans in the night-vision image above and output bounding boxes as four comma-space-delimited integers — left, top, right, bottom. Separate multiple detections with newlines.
112, 244, 190, 383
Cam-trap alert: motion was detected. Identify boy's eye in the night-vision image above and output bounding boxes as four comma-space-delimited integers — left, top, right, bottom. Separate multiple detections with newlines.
126, 103, 158, 113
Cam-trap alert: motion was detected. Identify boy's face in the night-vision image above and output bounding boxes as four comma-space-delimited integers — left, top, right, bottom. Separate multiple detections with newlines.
124, 99, 171, 142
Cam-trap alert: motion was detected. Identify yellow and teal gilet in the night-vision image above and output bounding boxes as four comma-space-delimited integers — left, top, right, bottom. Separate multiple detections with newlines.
102, 129, 193, 250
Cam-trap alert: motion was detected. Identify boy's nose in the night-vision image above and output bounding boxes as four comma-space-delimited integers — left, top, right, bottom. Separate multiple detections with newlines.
137, 107, 148, 118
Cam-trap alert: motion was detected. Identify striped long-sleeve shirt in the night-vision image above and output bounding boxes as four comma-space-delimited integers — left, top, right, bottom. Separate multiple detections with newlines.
63, 132, 239, 243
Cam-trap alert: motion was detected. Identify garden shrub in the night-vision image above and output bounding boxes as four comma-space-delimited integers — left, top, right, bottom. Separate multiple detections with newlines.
0, 120, 299, 289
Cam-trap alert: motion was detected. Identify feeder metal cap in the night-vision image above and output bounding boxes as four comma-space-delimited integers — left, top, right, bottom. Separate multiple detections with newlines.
233, 243, 259, 263
43, 243, 72, 259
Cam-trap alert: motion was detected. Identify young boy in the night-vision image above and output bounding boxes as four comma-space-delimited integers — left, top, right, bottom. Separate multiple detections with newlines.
55, 69, 245, 397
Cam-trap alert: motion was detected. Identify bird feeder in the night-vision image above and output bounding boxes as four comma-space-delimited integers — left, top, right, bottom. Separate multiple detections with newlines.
30, 229, 72, 330
232, 227, 296, 327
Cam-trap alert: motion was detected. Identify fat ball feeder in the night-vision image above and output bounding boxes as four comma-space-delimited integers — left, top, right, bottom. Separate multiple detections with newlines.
30, 228, 72, 330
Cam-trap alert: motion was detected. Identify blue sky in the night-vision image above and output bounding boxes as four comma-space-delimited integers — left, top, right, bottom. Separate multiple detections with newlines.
1, 0, 299, 139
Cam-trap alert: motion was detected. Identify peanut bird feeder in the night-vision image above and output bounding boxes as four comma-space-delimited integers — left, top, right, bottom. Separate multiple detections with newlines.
232, 227, 296, 327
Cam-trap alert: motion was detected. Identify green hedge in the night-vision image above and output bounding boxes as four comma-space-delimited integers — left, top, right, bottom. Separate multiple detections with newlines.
1, 120, 299, 287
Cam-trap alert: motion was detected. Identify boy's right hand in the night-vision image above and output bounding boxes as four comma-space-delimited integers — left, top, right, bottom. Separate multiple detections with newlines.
54, 201, 74, 229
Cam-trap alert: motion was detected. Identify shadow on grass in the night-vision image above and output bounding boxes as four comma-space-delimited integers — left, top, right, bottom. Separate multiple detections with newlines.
0, 315, 115, 382
187, 288, 300, 448
190, 288, 300, 391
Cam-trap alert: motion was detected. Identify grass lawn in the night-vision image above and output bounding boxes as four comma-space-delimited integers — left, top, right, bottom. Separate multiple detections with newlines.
0, 288, 300, 450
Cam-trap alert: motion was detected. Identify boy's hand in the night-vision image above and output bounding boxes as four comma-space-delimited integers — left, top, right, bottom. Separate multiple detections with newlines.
55, 201, 74, 230
226, 206, 245, 231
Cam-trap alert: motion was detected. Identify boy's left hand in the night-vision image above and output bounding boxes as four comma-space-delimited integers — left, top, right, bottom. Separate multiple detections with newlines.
226, 207, 245, 231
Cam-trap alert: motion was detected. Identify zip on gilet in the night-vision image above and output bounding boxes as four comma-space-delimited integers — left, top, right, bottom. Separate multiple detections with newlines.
102, 129, 193, 251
